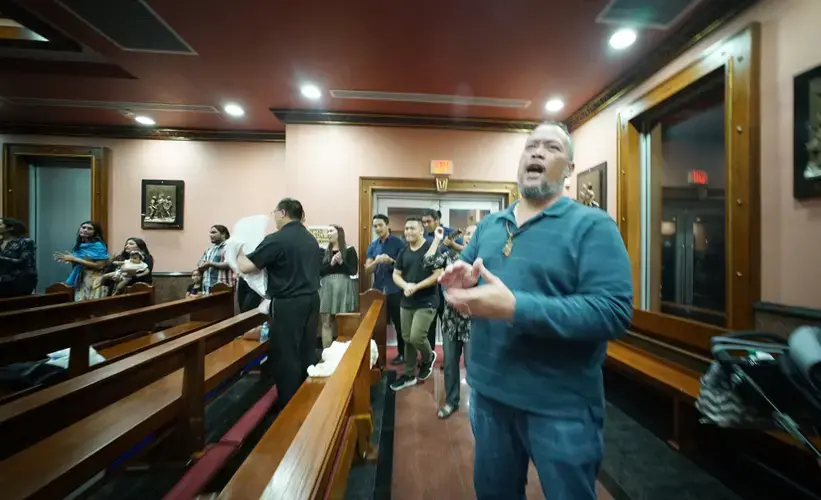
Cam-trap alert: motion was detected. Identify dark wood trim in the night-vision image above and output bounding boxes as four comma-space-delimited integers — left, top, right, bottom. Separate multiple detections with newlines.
0, 123, 285, 143
357, 177, 519, 293
617, 25, 760, 349
566, 0, 759, 130
272, 109, 539, 133
754, 301, 821, 322
2, 142, 110, 240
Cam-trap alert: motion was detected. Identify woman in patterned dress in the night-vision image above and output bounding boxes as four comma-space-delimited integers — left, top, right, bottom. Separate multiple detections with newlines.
55, 220, 110, 301
424, 224, 476, 419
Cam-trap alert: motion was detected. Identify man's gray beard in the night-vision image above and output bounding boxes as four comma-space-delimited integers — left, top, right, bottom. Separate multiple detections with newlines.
518, 178, 563, 200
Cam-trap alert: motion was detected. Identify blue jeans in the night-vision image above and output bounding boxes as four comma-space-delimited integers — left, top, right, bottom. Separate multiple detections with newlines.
470, 390, 603, 500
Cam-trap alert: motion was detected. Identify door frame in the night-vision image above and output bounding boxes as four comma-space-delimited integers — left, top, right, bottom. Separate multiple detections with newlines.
358, 176, 519, 292
2, 143, 110, 239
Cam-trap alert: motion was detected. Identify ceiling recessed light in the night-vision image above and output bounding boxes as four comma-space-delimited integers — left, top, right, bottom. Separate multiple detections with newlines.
301, 84, 321, 100
609, 28, 637, 50
223, 103, 245, 117
134, 115, 155, 126
544, 99, 564, 113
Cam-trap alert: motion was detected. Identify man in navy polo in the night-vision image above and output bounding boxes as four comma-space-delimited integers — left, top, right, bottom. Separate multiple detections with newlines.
365, 214, 406, 365
440, 121, 632, 499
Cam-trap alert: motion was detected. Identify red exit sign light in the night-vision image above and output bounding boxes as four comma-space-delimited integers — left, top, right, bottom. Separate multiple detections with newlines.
688, 169, 708, 185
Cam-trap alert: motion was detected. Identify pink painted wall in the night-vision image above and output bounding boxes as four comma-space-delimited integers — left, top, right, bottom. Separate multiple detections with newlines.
0, 134, 286, 272
284, 124, 525, 249
570, 0, 821, 308
1, 126, 525, 272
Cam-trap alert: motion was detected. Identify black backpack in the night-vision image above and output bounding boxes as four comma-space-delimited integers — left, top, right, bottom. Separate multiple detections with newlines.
696, 327, 821, 458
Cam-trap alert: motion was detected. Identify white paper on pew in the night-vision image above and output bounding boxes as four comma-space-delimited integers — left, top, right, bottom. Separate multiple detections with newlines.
46, 347, 105, 370
225, 215, 270, 315
306, 339, 378, 377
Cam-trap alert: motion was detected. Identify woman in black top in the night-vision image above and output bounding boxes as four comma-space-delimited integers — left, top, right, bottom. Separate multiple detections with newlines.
100, 237, 154, 293
318, 224, 358, 347
0, 217, 37, 298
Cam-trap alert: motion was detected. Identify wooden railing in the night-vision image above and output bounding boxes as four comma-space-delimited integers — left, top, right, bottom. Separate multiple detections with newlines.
0, 309, 267, 499
218, 294, 385, 499
0, 282, 155, 336
0, 283, 73, 313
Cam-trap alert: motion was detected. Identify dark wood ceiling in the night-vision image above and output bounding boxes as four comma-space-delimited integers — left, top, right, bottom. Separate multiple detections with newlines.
0, 0, 756, 137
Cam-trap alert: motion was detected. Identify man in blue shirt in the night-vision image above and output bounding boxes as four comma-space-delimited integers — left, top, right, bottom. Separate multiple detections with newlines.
365, 214, 407, 365
440, 122, 633, 499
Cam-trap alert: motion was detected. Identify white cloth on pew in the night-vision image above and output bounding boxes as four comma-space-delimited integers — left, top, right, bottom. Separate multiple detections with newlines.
45, 347, 105, 369
307, 339, 379, 377
224, 215, 271, 316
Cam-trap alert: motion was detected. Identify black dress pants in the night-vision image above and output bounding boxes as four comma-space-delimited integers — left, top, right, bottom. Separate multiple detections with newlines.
268, 292, 320, 408
237, 277, 262, 313
0, 275, 37, 299
427, 286, 444, 348
386, 291, 404, 356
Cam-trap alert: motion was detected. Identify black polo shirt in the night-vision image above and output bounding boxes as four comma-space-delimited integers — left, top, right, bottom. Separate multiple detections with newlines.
247, 221, 321, 299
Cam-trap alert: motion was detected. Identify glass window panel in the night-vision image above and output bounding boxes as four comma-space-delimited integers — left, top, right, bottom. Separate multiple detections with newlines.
640, 71, 727, 326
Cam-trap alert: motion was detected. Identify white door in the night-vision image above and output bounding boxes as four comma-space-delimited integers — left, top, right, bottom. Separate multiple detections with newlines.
374, 196, 439, 240
439, 199, 502, 230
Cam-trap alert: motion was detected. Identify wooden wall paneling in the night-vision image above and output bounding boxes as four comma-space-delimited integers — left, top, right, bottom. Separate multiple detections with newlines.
617, 24, 761, 348
2, 144, 110, 240
357, 177, 518, 293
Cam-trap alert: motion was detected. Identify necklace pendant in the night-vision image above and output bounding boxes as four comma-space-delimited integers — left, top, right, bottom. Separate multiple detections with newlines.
503, 239, 513, 257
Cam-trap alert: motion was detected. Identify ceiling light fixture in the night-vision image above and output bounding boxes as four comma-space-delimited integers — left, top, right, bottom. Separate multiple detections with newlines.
223, 103, 245, 117
134, 115, 155, 125
301, 84, 321, 100
609, 28, 637, 50
544, 99, 564, 113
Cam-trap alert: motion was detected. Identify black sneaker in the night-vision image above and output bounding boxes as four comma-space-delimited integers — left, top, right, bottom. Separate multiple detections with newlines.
390, 355, 404, 366
390, 374, 417, 392
418, 350, 437, 381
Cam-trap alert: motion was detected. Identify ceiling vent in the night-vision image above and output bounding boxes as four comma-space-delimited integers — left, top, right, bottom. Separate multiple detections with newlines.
55, 0, 196, 54
596, 0, 701, 29
329, 90, 531, 109
1, 97, 218, 113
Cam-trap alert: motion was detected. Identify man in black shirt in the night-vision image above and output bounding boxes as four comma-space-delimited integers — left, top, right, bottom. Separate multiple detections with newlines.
390, 217, 442, 392
237, 198, 320, 407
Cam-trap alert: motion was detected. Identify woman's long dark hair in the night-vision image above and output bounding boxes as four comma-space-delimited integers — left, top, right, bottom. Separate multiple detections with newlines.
73, 220, 105, 251
212, 225, 230, 241
323, 224, 347, 264
0, 217, 27, 238
121, 237, 151, 259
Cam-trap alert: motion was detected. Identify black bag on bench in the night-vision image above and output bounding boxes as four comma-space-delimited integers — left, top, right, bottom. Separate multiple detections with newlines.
695, 328, 821, 458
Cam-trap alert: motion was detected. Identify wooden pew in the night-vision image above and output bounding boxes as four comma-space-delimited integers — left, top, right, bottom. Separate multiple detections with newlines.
217, 295, 385, 500
0, 282, 155, 336
0, 309, 267, 500
0, 284, 234, 379
336, 289, 388, 371
0, 283, 73, 313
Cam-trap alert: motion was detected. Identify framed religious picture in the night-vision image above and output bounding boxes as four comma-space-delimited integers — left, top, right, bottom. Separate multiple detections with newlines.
794, 63, 821, 199
307, 225, 333, 248
141, 179, 185, 229
576, 162, 607, 210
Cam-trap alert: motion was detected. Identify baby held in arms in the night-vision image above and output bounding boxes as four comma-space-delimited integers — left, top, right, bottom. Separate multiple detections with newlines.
108, 251, 149, 295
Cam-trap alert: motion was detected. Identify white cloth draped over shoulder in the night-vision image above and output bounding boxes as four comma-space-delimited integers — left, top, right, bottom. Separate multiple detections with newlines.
223, 215, 271, 316
307, 339, 379, 377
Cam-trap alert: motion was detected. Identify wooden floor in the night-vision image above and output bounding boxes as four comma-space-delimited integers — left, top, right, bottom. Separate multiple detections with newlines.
388, 345, 615, 500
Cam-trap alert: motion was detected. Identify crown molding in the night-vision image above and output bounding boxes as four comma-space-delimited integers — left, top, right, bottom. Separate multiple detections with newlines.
0, 123, 285, 142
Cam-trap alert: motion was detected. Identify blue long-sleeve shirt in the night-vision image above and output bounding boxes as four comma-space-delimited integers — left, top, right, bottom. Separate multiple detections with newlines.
460, 197, 632, 418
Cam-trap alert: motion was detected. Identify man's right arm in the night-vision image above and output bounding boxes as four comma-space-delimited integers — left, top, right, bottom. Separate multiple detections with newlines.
244, 235, 279, 273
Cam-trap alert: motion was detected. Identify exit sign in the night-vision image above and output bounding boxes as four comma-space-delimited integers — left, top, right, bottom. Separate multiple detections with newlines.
431, 160, 453, 176
688, 169, 708, 185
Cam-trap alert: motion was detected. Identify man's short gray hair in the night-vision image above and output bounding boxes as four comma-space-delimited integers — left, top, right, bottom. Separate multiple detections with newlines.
533, 120, 574, 161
